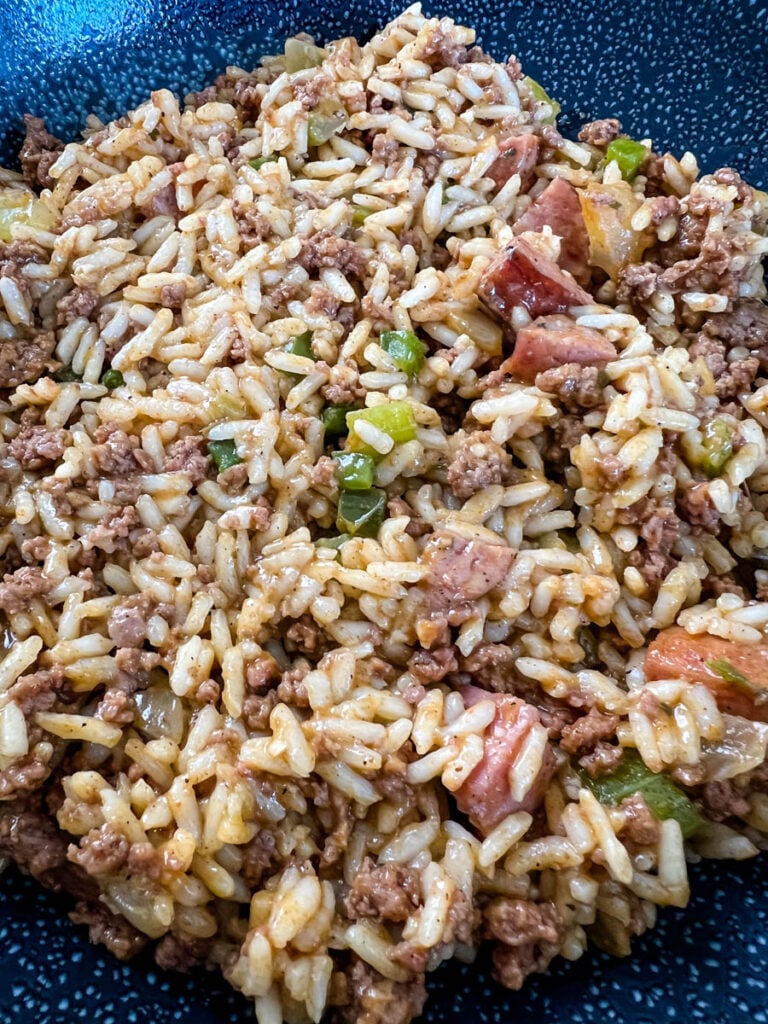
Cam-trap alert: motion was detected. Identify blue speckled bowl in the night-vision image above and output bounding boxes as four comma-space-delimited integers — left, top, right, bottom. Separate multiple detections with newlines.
0, 2, 767, 1022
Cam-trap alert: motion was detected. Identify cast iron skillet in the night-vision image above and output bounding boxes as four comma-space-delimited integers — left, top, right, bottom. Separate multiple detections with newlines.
0, 2, 767, 1023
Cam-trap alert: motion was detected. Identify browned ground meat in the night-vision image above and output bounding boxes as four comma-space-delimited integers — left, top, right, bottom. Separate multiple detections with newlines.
345, 860, 422, 922
701, 300, 768, 357
561, 707, 622, 776
697, 780, 751, 822
8, 423, 67, 469
622, 499, 683, 588
285, 614, 330, 658
56, 286, 100, 325
108, 593, 170, 648
447, 431, 516, 500
578, 118, 621, 146
275, 665, 310, 707
294, 73, 333, 109
154, 933, 213, 972
0, 798, 71, 886
309, 455, 337, 489
617, 261, 660, 304
239, 829, 278, 887
332, 959, 427, 1024
232, 199, 271, 247
96, 688, 135, 725
560, 707, 620, 754
6, 664, 66, 716
91, 422, 153, 476
164, 434, 210, 484
147, 182, 180, 219
704, 574, 747, 600
297, 229, 368, 278
650, 194, 680, 224
543, 414, 586, 465
159, 282, 187, 308
19, 114, 64, 189
318, 786, 355, 868
232, 76, 264, 121
676, 482, 720, 534
82, 504, 142, 554
619, 793, 662, 846
458, 642, 516, 692
69, 899, 148, 960
68, 823, 130, 877
0, 565, 53, 613
245, 655, 281, 694
0, 329, 56, 388
242, 689, 279, 732
387, 497, 432, 538
0, 754, 51, 800
535, 363, 604, 411
484, 898, 564, 990
408, 645, 458, 683
0, 240, 44, 299
688, 332, 759, 399
114, 647, 161, 690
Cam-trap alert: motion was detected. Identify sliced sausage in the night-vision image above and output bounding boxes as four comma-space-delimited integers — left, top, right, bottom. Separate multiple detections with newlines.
500, 314, 616, 382
645, 626, 768, 722
513, 177, 591, 285
455, 686, 555, 834
479, 238, 592, 325
488, 134, 540, 193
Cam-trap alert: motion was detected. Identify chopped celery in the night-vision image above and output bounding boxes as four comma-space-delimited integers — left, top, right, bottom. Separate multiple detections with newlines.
209, 392, 246, 421
380, 329, 427, 377
337, 488, 387, 537
352, 204, 374, 227
284, 331, 314, 359
308, 110, 346, 147
700, 418, 734, 477
321, 403, 354, 437
346, 402, 417, 458
315, 533, 350, 550
605, 138, 648, 182
249, 154, 279, 171
706, 658, 754, 695
523, 76, 560, 125
100, 369, 124, 389
332, 451, 376, 490
584, 749, 701, 838
284, 37, 327, 73
208, 439, 242, 472
51, 366, 82, 383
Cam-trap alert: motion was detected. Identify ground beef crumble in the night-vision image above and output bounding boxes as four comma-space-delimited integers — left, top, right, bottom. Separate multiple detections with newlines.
332, 958, 427, 1024
19, 114, 65, 189
484, 898, 565, 990
535, 363, 604, 411
345, 860, 422, 922
447, 431, 517, 500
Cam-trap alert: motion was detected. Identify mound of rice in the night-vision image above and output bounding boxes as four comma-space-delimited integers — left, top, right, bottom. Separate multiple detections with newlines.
0, 6, 767, 1022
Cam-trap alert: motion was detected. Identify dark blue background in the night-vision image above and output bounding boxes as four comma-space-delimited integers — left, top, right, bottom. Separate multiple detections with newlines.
1, 1, 767, 1021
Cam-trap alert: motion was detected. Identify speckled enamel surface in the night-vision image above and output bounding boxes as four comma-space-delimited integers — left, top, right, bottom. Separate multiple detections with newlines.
2, 854, 768, 1023
0, 1, 767, 1021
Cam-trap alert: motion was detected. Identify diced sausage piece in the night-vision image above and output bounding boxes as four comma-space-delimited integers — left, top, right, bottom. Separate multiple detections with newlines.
500, 314, 616, 382
423, 532, 514, 613
479, 239, 592, 324
513, 178, 591, 285
455, 685, 555, 834
645, 626, 768, 722
488, 134, 540, 192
